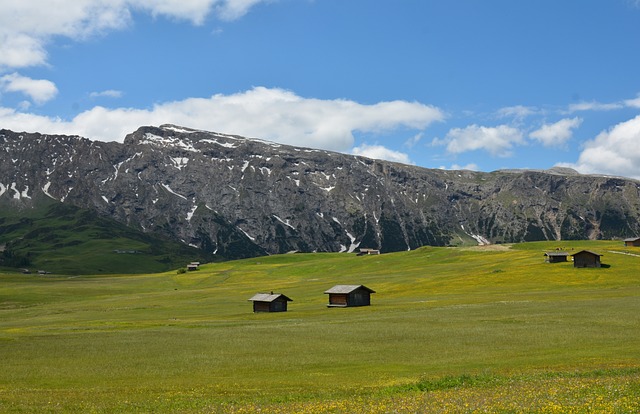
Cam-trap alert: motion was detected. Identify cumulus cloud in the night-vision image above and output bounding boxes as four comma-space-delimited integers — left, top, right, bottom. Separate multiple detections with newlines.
351, 144, 413, 165
0, 0, 270, 69
529, 117, 582, 147
0, 73, 58, 104
434, 124, 524, 157
561, 115, 640, 179
0, 86, 444, 152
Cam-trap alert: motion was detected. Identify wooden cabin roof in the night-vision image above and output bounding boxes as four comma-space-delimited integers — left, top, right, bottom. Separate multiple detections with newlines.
544, 251, 570, 257
570, 250, 602, 257
324, 285, 375, 294
623, 237, 640, 242
248, 293, 293, 302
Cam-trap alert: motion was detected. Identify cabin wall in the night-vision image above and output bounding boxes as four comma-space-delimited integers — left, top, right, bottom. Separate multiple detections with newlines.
348, 291, 370, 307
329, 294, 348, 306
253, 302, 271, 312
253, 300, 288, 312
573, 254, 601, 268
270, 300, 288, 312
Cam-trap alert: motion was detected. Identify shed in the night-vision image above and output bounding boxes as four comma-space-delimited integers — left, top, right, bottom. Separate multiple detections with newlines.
324, 285, 375, 307
357, 248, 380, 256
248, 292, 293, 313
187, 263, 199, 271
624, 237, 640, 247
571, 250, 603, 268
544, 251, 569, 263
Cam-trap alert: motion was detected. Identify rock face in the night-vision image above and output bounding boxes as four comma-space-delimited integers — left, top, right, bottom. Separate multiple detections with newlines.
2, 124, 640, 259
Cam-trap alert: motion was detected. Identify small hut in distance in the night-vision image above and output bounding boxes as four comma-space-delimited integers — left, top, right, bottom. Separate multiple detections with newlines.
325, 285, 375, 308
544, 251, 570, 263
571, 250, 603, 268
357, 248, 380, 256
248, 292, 293, 313
624, 237, 640, 247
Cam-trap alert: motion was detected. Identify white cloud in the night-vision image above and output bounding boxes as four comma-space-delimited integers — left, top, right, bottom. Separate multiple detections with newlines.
0, 87, 444, 153
0, 73, 58, 104
564, 93, 640, 113
89, 89, 123, 98
438, 163, 479, 171
0, 2, 131, 68
496, 105, 537, 119
562, 115, 640, 179
434, 124, 524, 157
624, 94, 640, 108
529, 117, 582, 147
567, 101, 624, 113
403, 132, 423, 148
351, 144, 413, 165
0, 33, 48, 69
213, 0, 269, 21
0, 0, 270, 69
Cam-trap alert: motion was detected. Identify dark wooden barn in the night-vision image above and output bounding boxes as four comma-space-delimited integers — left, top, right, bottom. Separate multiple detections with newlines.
544, 251, 569, 263
571, 250, 603, 268
324, 285, 375, 308
248, 292, 293, 313
624, 237, 640, 247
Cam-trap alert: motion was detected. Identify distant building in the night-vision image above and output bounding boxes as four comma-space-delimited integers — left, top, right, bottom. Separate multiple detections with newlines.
571, 250, 603, 268
357, 248, 381, 256
248, 292, 293, 313
623, 237, 640, 247
186, 263, 199, 271
544, 251, 569, 263
324, 285, 375, 308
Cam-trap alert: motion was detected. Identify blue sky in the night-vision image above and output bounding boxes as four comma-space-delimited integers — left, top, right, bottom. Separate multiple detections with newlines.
1, 0, 640, 178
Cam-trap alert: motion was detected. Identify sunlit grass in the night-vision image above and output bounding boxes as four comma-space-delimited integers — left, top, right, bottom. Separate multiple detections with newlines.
1, 240, 639, 412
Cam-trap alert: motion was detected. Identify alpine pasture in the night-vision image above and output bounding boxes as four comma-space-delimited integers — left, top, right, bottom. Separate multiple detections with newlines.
1, 240, 639, 413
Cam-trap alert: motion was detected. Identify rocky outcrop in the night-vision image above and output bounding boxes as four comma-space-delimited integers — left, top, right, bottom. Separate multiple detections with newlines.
2, 125, 640, 259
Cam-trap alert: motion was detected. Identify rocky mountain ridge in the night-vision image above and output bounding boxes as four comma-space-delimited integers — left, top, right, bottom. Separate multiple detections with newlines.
2, 124, 640, 259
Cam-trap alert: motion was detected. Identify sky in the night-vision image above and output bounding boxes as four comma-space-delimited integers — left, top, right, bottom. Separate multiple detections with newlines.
1, 0, 640, 178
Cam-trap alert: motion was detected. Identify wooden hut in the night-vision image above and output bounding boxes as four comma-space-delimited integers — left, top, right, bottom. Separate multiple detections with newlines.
357, 248, 380, 256
248, 292, 292, 313
623, 237, 640, 247
571, 250, 603, 268
544, 251, 569, 263
324, 285, 375, 308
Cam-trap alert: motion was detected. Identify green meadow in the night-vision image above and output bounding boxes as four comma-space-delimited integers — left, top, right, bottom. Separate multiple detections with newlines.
1, 240, 639, 413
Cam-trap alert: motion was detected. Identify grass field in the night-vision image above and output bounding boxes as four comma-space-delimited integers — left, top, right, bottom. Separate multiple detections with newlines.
1, 240, 639, 412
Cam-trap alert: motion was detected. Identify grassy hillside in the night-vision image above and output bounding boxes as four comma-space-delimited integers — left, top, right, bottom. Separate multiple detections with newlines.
0, 240, 639, 412
0, 201, 214, 274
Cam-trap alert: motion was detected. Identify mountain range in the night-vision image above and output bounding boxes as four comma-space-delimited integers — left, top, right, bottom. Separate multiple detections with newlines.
2, 124, 640, 262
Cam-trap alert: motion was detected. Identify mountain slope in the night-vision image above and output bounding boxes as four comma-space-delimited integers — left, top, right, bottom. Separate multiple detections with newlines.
2, 125, 640, 259
0, 200, 214, 274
